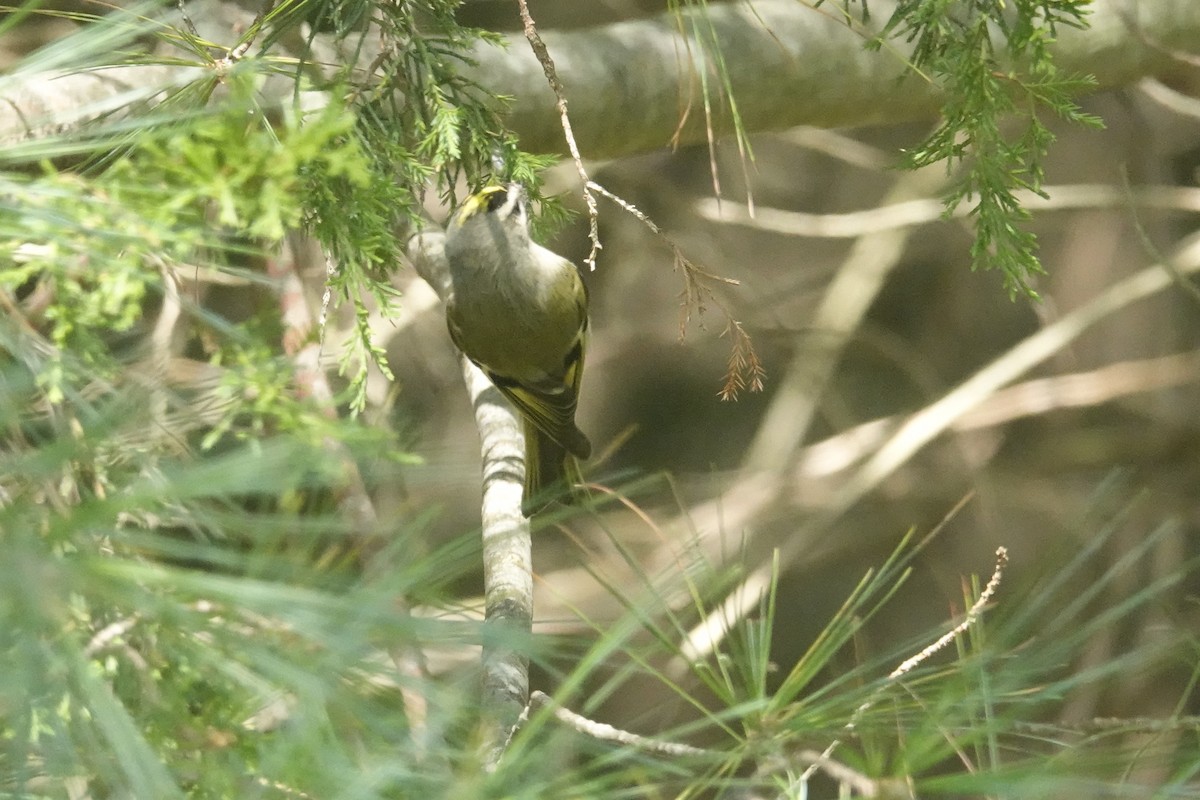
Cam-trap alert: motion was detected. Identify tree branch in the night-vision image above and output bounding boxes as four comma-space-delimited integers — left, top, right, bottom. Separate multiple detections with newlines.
407, 230, 532, 768
4, 1, 1200, 158
469, 0, 1200, 157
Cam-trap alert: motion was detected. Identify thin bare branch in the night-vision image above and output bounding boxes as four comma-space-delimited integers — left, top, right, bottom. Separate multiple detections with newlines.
794, 547, 1009, 788
515, 0, 601, 269
587, 180, 761, 398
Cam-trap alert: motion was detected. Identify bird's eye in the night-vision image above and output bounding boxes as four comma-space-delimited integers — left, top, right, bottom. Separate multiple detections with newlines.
485, 189, 508, 213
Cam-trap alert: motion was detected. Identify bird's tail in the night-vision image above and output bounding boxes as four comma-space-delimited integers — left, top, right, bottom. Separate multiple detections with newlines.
523, 423, 588, 517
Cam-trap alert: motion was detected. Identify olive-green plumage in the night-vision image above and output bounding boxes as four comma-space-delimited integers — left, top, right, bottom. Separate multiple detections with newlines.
443, 184, 590, 516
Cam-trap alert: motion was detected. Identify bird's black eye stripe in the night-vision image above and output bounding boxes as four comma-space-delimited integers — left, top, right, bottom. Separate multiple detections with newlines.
485, 188, 508, 212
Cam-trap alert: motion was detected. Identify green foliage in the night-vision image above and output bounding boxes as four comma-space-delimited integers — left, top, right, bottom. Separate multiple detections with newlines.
124, 101, 370, 242
0, 75, 381, 405
0, 395, 479, 797
838, 0, 1102, 297
0, 171, 158, 401
0, 1, 567, 794
340, 0, 551, 199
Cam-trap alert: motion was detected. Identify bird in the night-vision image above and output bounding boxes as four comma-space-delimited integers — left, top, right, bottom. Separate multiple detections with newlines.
442, 183, 591, 516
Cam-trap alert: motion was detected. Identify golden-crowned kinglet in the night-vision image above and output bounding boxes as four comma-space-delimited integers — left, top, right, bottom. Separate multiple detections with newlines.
443, 183, 591, 516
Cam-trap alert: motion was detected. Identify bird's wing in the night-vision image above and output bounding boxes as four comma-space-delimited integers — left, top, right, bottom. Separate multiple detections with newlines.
485, 330, 589, 458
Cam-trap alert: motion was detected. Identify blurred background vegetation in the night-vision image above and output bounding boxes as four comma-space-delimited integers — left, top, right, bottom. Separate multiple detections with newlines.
1, 0, 1199, 797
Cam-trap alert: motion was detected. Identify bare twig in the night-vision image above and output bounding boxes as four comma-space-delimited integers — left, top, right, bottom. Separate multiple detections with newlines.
763, 750, 885, 798
520, 692, 882, 795
792, 547, 1010, 791
84, 615, 141, 658
525, 691, 709, 758
885, 548, 1007, 682
515, 0, 601, 269
318, 252, 338, 349
222, 0, 278, 66
587, 181, 762, 398
1014, 715, 1200, 736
